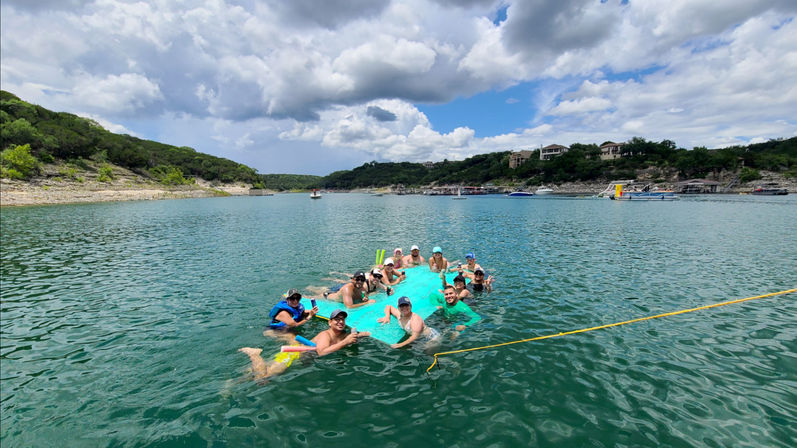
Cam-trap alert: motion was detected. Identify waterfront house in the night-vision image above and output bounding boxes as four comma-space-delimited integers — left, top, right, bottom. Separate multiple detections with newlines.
599, 141, 626, 160
540, 144, 569, 161
509, 150, 535, 168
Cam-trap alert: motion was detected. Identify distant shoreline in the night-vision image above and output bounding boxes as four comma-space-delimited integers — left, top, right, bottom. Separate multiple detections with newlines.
3, 164, 792, 207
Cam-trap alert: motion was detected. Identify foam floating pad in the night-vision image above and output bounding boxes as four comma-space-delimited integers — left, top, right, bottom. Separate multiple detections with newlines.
313, 266, 465, 344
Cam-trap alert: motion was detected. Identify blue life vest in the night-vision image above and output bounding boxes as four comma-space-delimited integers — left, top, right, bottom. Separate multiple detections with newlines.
268, 300, 306, 329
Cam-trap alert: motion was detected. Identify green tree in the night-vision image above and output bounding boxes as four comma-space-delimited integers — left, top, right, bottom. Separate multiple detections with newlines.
1, 144, 40, 179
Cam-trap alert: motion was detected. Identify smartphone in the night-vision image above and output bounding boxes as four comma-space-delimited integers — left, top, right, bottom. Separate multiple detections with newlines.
311, 299, 317, 308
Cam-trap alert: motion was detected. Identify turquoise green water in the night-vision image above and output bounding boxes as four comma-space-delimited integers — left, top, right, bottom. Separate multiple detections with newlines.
1, 194, 795, 447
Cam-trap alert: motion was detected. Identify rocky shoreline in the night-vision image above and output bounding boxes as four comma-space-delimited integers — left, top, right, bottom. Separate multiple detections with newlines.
2, 164, 791, 207
0, 162, 255, 207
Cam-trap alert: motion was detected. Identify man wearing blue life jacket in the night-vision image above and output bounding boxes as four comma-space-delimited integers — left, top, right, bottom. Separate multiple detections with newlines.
268, 289, 318, 331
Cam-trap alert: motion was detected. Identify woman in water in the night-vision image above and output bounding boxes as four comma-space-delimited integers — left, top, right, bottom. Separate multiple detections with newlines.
391, 248, 405, 269
377, 296, 439, 348
428, 246, 448, 272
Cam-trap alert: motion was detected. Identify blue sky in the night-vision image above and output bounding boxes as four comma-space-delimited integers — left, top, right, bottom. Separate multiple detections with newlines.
2, 0, 795, 175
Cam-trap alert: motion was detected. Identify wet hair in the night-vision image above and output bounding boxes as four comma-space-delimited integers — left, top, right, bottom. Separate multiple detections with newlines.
443, 285, 456, 292
453, 275, 466, 284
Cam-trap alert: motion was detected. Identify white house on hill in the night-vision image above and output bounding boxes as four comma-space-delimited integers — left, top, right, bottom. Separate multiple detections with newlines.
540, 144, 569, 160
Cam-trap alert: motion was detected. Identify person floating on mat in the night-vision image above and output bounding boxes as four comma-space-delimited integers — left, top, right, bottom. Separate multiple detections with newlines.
240, 309, 369, 381
403, 245, 425, 267
324, 271, 372, 309
377, 296, 440, 349
428, 246, 449, 273
365, 268, 394, 296
381, 258, 405, 286
430, 285, 481, 334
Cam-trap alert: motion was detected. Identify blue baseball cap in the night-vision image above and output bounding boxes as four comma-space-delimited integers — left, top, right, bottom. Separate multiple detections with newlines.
432, 246, 442, 253
397, 296, 411, 306
465, 252, 475, 259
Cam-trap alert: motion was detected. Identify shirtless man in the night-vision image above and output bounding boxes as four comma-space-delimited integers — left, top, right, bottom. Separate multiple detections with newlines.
381, 258, 405, 286
428, 246, 449, 272
325, 271, 372, 309
239, 309, 370, 381
314, 309, 371, 356
402, 245, 425, 267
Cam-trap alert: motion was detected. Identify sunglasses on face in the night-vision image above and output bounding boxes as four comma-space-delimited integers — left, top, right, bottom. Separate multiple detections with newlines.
373, 274, 383, 279
287, 295, 301, 301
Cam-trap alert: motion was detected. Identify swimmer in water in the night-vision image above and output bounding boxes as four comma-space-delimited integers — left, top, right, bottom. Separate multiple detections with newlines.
402, 245, 425, 267
239, 309, 370, 381
324, 271, 373, 309
365, 268, 394, 296
430, 285, 481, 334
377, 296, 440, 349
381, 258, 405, 286
466, 268, 493, 293
428, 246, 448, 272
391, 248, 405, 269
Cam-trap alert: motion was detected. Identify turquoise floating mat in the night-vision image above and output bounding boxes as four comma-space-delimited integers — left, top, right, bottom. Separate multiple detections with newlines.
313, 266, 465, 344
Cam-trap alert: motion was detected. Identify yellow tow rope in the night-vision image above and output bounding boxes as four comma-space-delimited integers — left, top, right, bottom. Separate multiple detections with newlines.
426, 288, 796, 373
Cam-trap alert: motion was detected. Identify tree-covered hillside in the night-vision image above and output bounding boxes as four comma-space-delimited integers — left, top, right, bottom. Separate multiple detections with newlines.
1, 91, 259, 183
320, 137, 796, 189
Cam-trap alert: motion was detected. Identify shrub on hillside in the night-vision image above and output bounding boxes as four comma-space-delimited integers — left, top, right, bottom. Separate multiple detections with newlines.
151, 165, 194, 185
1, 144, 39, 179
739, 167, 761, 183
98, 163, 114, 182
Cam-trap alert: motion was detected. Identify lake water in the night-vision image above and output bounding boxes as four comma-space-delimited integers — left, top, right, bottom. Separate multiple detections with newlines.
1, 193, 796, 447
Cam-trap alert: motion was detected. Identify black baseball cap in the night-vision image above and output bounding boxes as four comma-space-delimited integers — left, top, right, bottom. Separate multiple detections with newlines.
352, 271, 366, 280
329, 309, 348, 319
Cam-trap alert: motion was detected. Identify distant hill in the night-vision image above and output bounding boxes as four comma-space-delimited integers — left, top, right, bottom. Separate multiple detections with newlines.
319, 137, 796, 189
1, 90, 259, 184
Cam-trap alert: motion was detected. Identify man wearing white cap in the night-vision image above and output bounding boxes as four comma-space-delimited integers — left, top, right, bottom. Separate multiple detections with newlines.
402, 245, 425, 267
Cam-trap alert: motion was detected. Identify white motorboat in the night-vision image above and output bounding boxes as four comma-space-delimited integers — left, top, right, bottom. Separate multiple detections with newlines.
535, 186, 553, 195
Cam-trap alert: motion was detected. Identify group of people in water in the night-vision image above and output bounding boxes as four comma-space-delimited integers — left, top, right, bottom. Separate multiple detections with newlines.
239, 245, 495, 381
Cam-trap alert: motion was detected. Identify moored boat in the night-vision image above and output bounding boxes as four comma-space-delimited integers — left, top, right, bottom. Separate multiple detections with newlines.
310, 189, 322, 199
752, 186, 788, 195
535, 186, 553, 195
507, 191, 534, 197
611, 191, 678, 200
